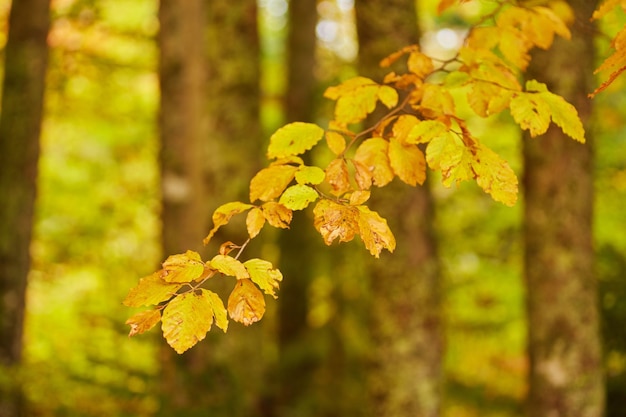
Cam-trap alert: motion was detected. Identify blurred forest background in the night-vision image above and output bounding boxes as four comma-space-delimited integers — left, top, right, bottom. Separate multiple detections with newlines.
1, 0, 626, 416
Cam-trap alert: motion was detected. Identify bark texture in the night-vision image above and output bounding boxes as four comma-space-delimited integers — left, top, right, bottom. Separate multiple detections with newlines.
523, 1, 604, 416
355, 1, 443, 416
0, 0, 50, 416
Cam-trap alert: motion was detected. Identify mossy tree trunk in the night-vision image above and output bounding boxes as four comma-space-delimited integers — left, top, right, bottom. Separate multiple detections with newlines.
355, 1, 443, 416
523, 1, 604, 415
0, 0, 50, 416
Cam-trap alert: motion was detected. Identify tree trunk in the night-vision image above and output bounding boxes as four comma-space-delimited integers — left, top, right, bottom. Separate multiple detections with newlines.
0, 0, 50, 415
523, 1, 604, 416
275, 0, 321, 416
157, 2, 266, 416
157, 2, 213, 415
158, 0, 207, 257
355, 2, 443, 416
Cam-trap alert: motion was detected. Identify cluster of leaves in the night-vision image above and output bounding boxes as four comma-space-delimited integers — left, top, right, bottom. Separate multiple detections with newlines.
590, 0, 626, 97
125, 0, 585, 354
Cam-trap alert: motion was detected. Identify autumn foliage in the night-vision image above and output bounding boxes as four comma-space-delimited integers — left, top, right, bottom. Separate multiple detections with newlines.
125, 0, 587, 354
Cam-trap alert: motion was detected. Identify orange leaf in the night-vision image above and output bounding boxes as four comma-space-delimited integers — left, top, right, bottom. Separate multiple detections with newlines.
351, 159, 373, 190
227, 279, 266, 326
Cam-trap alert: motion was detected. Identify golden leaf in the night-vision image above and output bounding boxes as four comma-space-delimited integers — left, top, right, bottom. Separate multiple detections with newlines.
267, 122, 325, 159
313, 199, 360, 245
249, 164, 298, 203
426, 132, 473, 187
419, 84, 455, 118
348, 190, 371, 206
203, 201, 254, 245
324, 76, 398, 126
405, 120, 450, 144
126, 309, 161, 337
227, 279, 266, 326
262, 202, 293, 229
162, 291, 215, 354
244, 258, 283, 299
246, 207, 265, 239
390, 115, 421, 144
123, 272, 182, 307
279, 184, 319, 210
408, 50, 435, 78
471, 143, 519, 207
205, 290, 228, 332
295, 165, 326, 185
357, 206, 396, 258
354, 138, 394, 187
351, 159, 373, 190
325, 158, 352, 196
161, 250, 206, 283
325, 131, 347, 155
388, 138, 426, 186
209, 254, 250, 279
467, 81, 513, 117
509, 91, 551, 138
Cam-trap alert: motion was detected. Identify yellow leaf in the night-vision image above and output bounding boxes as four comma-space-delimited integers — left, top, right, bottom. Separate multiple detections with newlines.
419, 84, 455, 117
467, 81, 513, 117
592, 0, 624, 20
249, 164, 298, 203
295, 165, 326, 185
243, 258, 283, 299
270, 155, 304, 167
509, 91, 551, 137
162, 291, 215, 354
326, 131, 347, 155
348, 190, 371, 206
279, 184, 319, 210
262, 202, 293, 229
124, 272, 183, 307
227, 279, 266, 326
126, 309, 161, 337
354, 138, 394, 186
267, 122, 324, 159
426, 132, 473, 187
325, 158, 352, 196
408, 50, 434, 78
210, 254, 250, 279
351, 159, 373, 190
390, 115, 421, 144
510, 80, 585, 142
388, 138, 426, 186
203, 201, 254, 245
204, 289, 228, 332
313, 199, 360, 245
161, 250, 206, 283
526, 80, 585, 142
324, 76, 398, 125
471, 143, 519, 206
246, 207, 265, 239
406, 120, 450, 144
357, 206, 396, 258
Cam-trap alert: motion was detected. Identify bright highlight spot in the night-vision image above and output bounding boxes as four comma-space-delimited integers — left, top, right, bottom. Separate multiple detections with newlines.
436, 28, 459, 50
